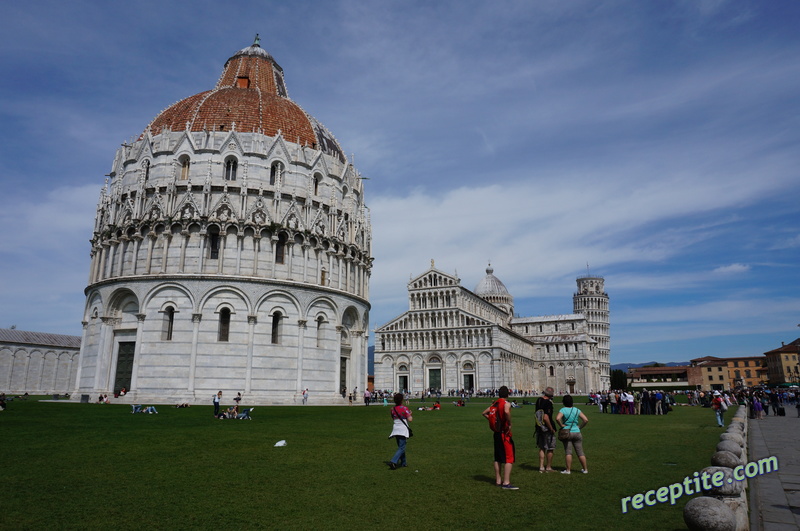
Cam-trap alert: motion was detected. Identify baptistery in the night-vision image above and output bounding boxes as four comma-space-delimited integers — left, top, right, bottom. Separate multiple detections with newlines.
73, 37, 372, 404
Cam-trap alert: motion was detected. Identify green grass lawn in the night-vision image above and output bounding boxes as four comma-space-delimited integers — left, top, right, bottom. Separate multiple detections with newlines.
1, 397, 726, 530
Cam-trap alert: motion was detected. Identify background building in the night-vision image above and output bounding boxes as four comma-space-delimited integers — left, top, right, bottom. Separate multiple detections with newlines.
689, 355, 768, 390
0, 329, 80, 395
764, 339, 800, 385
373, 264, 610, 394
72, 38, 372, 405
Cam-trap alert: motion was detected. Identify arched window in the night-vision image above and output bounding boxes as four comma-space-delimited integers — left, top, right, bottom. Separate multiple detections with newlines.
224, 157, 237, 181
313, 173, 321, 195
143, 160, 151, 182
270, 161, 283, 186
320, 267, 327, 285
275, 233, 287, 264
207, 226, 220, 259
271, 311, 282, 344
179, 156, 190, 180
162, 306, 175, 341
316, 316, 324, 348
218, 308, 231, 342
549, 366, 554, 377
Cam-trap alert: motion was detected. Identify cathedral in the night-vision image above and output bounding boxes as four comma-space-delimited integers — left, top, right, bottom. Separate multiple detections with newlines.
71, 37, 372, 404
373, 263, 610, 395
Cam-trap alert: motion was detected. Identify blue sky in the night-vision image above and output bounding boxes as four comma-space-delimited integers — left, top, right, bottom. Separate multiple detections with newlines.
0, 1, 798, 364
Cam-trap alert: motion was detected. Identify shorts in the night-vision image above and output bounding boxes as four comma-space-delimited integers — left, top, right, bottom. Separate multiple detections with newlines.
561, 431, 584, 457
493, 431, 515, 464
535, 428, 556, 451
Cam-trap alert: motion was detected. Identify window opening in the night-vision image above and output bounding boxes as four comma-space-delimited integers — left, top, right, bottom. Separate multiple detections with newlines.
271, 312, 282, 344
224, 158, 237, 181
162, 306, 175, 341
218, 308, 231, 342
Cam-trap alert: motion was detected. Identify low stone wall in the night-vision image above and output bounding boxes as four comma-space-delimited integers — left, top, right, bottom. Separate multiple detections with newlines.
683, 405, 749, 531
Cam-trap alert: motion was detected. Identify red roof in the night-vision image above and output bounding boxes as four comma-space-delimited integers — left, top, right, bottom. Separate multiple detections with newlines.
144, 40, 342, 159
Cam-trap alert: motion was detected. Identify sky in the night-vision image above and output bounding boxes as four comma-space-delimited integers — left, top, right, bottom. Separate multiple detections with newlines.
0, 0, 798, 365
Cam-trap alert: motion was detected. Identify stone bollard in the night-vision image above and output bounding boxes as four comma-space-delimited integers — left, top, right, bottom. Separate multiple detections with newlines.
711, 450, 743, 468
684, 496, 737, 531
719, 432, 744, 447
716, 440, 742, 459
687, 406, 750, 530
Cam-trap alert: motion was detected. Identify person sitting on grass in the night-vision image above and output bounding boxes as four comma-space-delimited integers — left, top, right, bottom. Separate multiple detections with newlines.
219, 405, 238, 419
237, 407, 254, 420
175, 403, 191, 408
418, 401, 441, 411
132, 405, 158, 414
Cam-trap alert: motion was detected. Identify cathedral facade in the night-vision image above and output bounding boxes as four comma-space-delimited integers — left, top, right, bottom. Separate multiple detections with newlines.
373, 264, 610, 395
72, 38, 372, 404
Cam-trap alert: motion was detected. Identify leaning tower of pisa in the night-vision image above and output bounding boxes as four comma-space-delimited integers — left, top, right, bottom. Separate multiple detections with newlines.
574, 276, 610, 389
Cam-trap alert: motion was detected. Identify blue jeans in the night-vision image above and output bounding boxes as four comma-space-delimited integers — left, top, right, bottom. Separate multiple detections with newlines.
715, 410, 724, 427
391, 436, 407, 466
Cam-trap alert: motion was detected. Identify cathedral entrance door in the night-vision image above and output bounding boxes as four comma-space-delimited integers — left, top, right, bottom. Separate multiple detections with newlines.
398, 375, 408, 393
114, 341, 135, 394
463, 374, 474, 391
428, 368, 441, 391
568, 381, 575, 394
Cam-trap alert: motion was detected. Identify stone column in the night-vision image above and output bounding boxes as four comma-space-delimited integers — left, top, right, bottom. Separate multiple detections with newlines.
217, 230, 227, 274
129, 313, 146, 393
286, 243, 295, 280
161, 233, 172, 274
71, 320, 89, 396
178, 230, 189, 273
131, 235, 143, 275
198, 230, 206, 274
269, 236, 278, 278
236, 233, 244, 275
117, 238, 128, 277
188, 313, 202, 393
296, 319, 307, 393
252, 235, 260, 276
245, 315, 257, 393
95, 317, 118, 391
145, 233, 156, 274
301, 243, 311, 283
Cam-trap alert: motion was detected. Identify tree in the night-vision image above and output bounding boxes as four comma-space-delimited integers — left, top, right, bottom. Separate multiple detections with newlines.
610, 369, 628, 390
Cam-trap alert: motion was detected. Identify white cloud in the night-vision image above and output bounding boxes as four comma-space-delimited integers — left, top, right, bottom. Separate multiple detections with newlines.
712, 263, 751, 275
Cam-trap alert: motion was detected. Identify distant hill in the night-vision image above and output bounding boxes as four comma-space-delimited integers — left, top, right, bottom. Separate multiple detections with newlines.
611, 361, 689, 372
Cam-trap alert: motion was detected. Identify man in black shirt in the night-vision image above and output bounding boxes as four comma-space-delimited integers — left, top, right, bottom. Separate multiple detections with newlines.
535, 387, 556, 472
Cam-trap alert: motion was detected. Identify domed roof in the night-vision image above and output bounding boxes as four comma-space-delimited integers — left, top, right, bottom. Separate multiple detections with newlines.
144, 35, 345, 161
474, 264, 511, 298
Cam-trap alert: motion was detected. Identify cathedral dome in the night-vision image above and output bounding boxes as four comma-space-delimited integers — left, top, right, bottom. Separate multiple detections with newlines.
145, 35, 344, 161
475, 265, 510, 297
475, 264, 514, 316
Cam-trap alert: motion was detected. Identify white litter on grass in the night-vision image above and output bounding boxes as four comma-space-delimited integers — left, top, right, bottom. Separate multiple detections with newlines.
274, 440, 287, 447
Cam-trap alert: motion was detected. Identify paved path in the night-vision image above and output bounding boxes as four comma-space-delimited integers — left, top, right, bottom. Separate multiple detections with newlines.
748, 410, 800, 530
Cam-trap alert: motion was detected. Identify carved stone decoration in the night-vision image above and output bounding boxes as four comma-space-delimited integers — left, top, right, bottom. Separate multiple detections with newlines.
209, 193, 240, 223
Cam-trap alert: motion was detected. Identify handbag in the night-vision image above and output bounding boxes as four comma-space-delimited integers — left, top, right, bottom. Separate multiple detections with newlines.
558, 409, 578, 441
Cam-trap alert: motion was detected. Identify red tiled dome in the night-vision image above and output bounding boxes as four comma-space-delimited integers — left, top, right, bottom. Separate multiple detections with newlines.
145, 37, 343, 159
